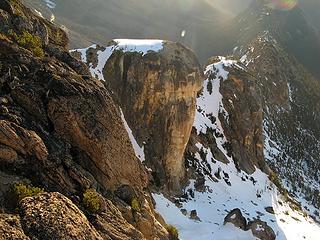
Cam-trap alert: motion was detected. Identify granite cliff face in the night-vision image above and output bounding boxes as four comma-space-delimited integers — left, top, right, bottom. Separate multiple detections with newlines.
73, 40, 203, 192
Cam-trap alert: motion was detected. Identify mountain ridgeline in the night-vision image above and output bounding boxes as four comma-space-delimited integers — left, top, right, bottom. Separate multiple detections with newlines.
0, 0, 319, 240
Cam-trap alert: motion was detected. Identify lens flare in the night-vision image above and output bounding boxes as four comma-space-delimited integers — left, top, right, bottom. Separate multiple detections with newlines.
269, 0, 298, 11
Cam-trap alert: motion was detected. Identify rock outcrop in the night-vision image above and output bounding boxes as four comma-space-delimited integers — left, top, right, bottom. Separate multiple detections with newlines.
105, 43, 203, 191
73, 40, 204, 191
218, 64, 267, 174
224, 209, 276, 240
92, 199, 146, 240
0, 0, 147, 194
185, 57, 268, 181
19, 192, 103, 240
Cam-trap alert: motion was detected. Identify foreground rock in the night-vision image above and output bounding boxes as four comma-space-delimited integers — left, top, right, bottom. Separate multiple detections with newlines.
1, 0, 147, 195
0, 214, 29, 240
73, 41, 204, 191
224, 209, 276, 240
19, 192, 103, 240
0, 1, 167, 239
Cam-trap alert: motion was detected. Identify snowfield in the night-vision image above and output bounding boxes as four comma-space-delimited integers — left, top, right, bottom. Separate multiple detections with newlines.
153, 58, 320, 240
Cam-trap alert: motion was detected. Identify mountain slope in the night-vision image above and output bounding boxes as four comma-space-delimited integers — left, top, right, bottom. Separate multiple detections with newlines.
73, 40, 320, 240
230, 0, 320, 79
153, 57, 320, 240
228, 0, 320, 219
236, 32, 320, 220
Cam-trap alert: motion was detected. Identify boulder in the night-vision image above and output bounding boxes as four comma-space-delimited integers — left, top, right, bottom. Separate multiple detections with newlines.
114, 185, 136, 205
265, 206, 275, 214
247, 219, 276, 240
19, 192, 103, 240
224, 208, 247, 230
190, 209, 200, 221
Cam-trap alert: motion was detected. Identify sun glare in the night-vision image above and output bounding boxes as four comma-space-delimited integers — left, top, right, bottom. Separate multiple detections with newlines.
269, 0, 298, 11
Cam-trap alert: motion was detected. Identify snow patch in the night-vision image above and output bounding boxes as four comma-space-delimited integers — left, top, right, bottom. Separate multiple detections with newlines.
120, 109, 145, 162
42, 0, 56, 9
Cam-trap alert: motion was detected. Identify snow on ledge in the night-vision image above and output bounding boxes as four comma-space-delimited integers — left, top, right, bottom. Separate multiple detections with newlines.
113, 39, 164, 54
71, 39, 164, 81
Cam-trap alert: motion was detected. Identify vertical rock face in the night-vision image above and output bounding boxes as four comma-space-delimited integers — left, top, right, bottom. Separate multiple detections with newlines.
105, 42, 203, 190
75, 41, 204, 191
219, 66, 267, 174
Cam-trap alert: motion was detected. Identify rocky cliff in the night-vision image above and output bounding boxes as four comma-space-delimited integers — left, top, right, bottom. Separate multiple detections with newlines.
72, 40, 203, 192
1, 0, 320, 239
0, 0, 173, 239
185, 56, 267, 176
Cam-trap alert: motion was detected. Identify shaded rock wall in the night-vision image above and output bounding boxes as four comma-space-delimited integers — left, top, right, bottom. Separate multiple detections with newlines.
219, 67, 267, 174
185, 58, 267, 177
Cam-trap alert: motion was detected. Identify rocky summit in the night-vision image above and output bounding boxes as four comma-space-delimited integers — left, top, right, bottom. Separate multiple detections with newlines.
1, 0, 320, 240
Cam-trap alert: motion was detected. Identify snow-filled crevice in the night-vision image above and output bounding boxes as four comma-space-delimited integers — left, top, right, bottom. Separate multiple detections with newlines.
120, 109, 145, 163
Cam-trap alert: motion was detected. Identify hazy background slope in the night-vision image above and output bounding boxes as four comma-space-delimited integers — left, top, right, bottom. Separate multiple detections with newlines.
24, 0, 250, 62
24, 0, 320, 76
